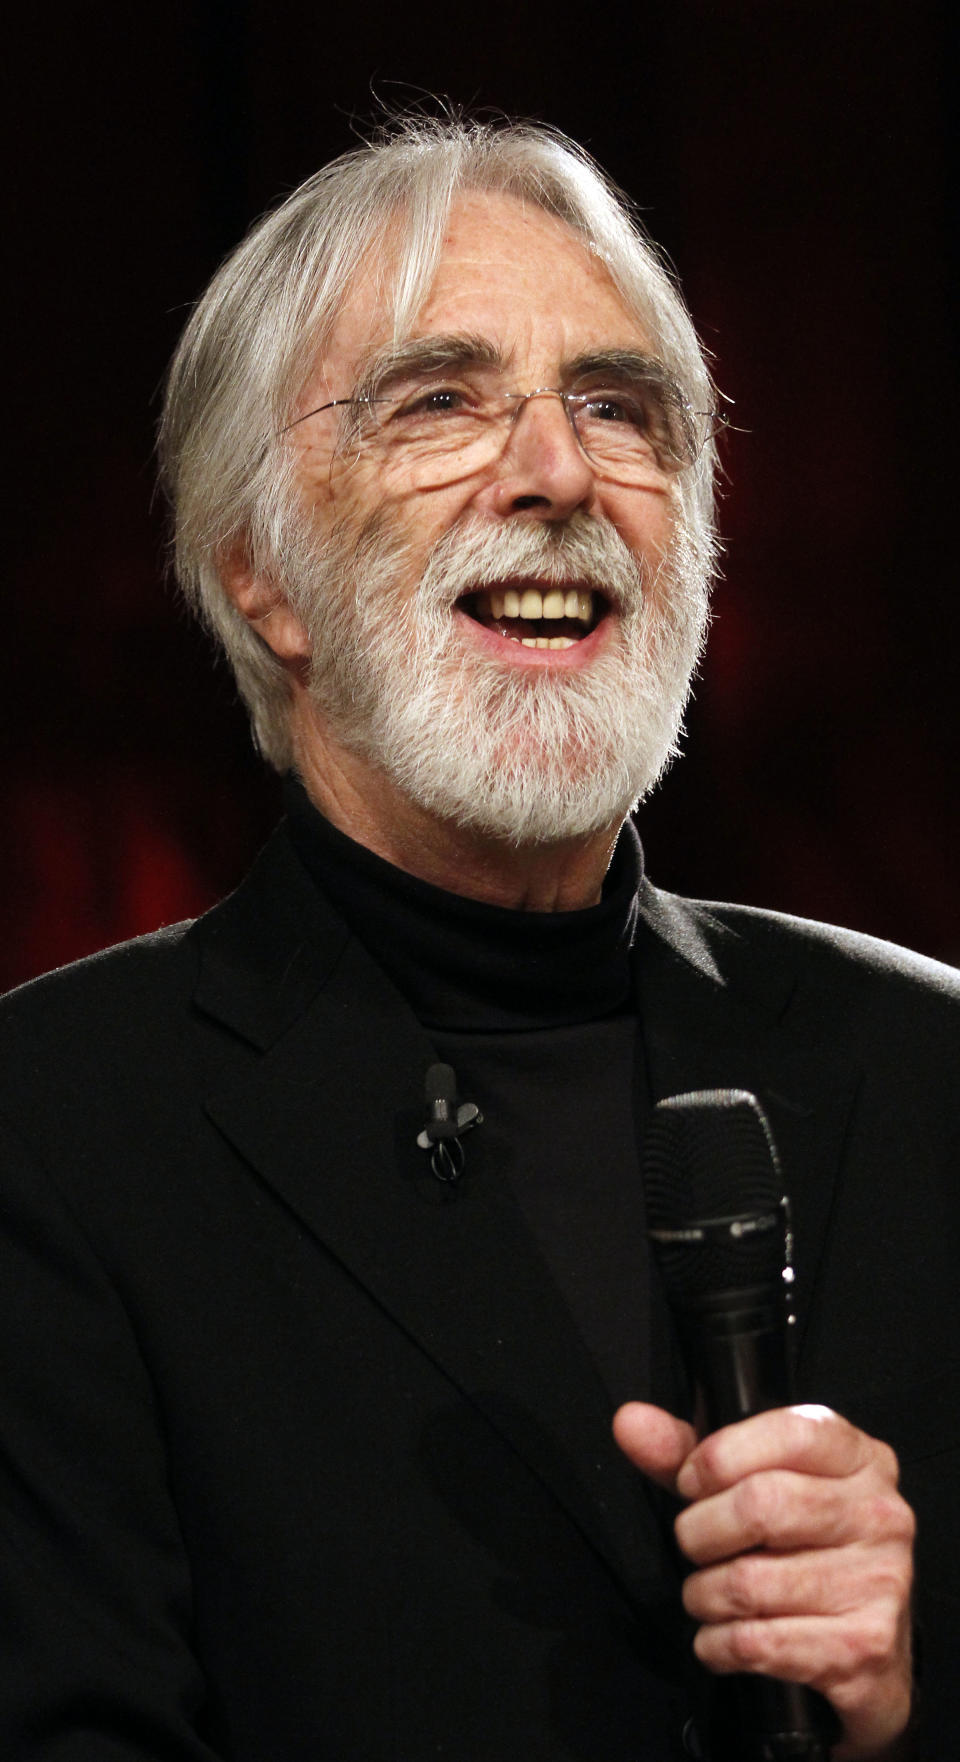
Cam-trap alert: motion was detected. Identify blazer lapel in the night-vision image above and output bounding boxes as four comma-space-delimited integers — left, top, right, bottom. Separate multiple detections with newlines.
193, 831, 669, 1609
634, 883, 864, 1361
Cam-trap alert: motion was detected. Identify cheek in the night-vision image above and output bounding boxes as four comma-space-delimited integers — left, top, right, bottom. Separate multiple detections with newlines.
290, 438, 338, 514
605, 484, 680, 567
330, 468, 480, 562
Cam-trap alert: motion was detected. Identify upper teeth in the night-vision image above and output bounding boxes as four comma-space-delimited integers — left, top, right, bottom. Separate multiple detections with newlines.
477, 588, 594, 623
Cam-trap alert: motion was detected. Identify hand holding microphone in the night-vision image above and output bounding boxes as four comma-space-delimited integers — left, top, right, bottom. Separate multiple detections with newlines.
613, 1091, 914, 1761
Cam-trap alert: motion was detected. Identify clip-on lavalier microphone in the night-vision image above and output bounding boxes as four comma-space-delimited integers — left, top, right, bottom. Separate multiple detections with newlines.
416, 1062, 482, 1183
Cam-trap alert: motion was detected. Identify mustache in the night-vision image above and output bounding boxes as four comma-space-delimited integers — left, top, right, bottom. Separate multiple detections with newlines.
415, 511, 647, 612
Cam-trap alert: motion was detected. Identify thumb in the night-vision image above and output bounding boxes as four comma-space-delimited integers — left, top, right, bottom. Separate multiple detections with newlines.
613, 1402, 698, 1493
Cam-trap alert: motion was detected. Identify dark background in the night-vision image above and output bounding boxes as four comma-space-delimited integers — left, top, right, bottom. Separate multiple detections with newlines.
5, 0, 958, 991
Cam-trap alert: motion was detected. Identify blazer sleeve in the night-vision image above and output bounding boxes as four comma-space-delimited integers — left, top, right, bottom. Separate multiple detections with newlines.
0, 1113, 221, 1760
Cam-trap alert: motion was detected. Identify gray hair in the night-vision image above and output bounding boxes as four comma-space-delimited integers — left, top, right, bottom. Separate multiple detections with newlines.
159, 115, 719, 769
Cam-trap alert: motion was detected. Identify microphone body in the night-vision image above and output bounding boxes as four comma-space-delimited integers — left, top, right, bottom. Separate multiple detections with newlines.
677, 1276, 795, 1436
645, 1089, 841, 1762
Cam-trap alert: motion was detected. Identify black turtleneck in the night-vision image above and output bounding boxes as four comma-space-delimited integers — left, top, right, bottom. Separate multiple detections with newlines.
284, 776, 642, 1031
285, 778, 664, 1410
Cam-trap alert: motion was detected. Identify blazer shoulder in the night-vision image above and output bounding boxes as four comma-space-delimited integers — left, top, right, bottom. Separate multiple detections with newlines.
0, 920, 208, 1140
639, 881, 960, 1046
0, 919, 199, 1031
0, 819, 348, 1120
703, 895, 959, 996
0, 819, 319, 1037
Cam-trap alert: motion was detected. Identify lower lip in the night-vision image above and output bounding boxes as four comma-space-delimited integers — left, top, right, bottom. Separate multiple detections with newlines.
453, 608, 611, 668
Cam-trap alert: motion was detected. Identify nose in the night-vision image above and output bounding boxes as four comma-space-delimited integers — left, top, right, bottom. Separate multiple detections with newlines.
477, 390, 598, 522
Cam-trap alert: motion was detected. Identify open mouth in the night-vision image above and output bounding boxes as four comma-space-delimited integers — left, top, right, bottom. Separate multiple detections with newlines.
459, 585, 604, 650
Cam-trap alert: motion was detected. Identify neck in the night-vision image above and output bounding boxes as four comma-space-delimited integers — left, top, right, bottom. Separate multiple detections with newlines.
292, 728, 622, 913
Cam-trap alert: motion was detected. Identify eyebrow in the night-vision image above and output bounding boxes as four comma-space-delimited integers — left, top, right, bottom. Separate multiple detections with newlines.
353, 333, 506, 400
564, 348, 679, 390
351, 336, 678, 399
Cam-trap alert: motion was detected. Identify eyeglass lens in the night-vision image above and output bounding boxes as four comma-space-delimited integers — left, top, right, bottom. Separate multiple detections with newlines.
342, 382, 710, 489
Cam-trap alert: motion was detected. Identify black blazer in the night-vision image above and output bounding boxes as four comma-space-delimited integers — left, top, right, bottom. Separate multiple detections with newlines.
1, 822, 958, 1760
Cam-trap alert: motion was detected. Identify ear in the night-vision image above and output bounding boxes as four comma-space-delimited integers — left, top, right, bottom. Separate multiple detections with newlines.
218, 550, 312, 666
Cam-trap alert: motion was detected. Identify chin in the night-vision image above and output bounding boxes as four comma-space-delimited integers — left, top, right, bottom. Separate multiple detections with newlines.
299, 500, 711, 849
383, 728, 665, 847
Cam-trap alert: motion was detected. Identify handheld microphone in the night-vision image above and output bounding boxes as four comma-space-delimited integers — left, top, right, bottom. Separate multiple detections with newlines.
644, 1088, 841, 1762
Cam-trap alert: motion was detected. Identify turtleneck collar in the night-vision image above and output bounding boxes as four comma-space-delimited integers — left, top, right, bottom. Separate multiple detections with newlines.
284, 777, 644, 1032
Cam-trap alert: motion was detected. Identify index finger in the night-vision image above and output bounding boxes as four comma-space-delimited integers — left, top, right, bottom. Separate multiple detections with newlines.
676, 1404, 896, 1500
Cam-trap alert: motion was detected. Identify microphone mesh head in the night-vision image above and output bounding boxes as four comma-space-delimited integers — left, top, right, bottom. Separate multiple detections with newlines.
644, 1090, 785, 1303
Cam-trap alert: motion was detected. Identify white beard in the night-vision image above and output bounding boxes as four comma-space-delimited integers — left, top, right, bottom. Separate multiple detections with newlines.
281, 507, 711, 845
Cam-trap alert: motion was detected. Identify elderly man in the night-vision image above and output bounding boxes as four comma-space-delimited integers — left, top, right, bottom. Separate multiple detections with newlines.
0, 118, 954, 1761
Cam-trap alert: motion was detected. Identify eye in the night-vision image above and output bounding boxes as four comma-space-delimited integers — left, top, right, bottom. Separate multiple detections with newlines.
392, 385, 474, 420
578, 390, 650, 429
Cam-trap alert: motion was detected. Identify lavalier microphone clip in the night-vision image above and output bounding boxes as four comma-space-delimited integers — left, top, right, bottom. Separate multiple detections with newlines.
417, 1062, 483, 1183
